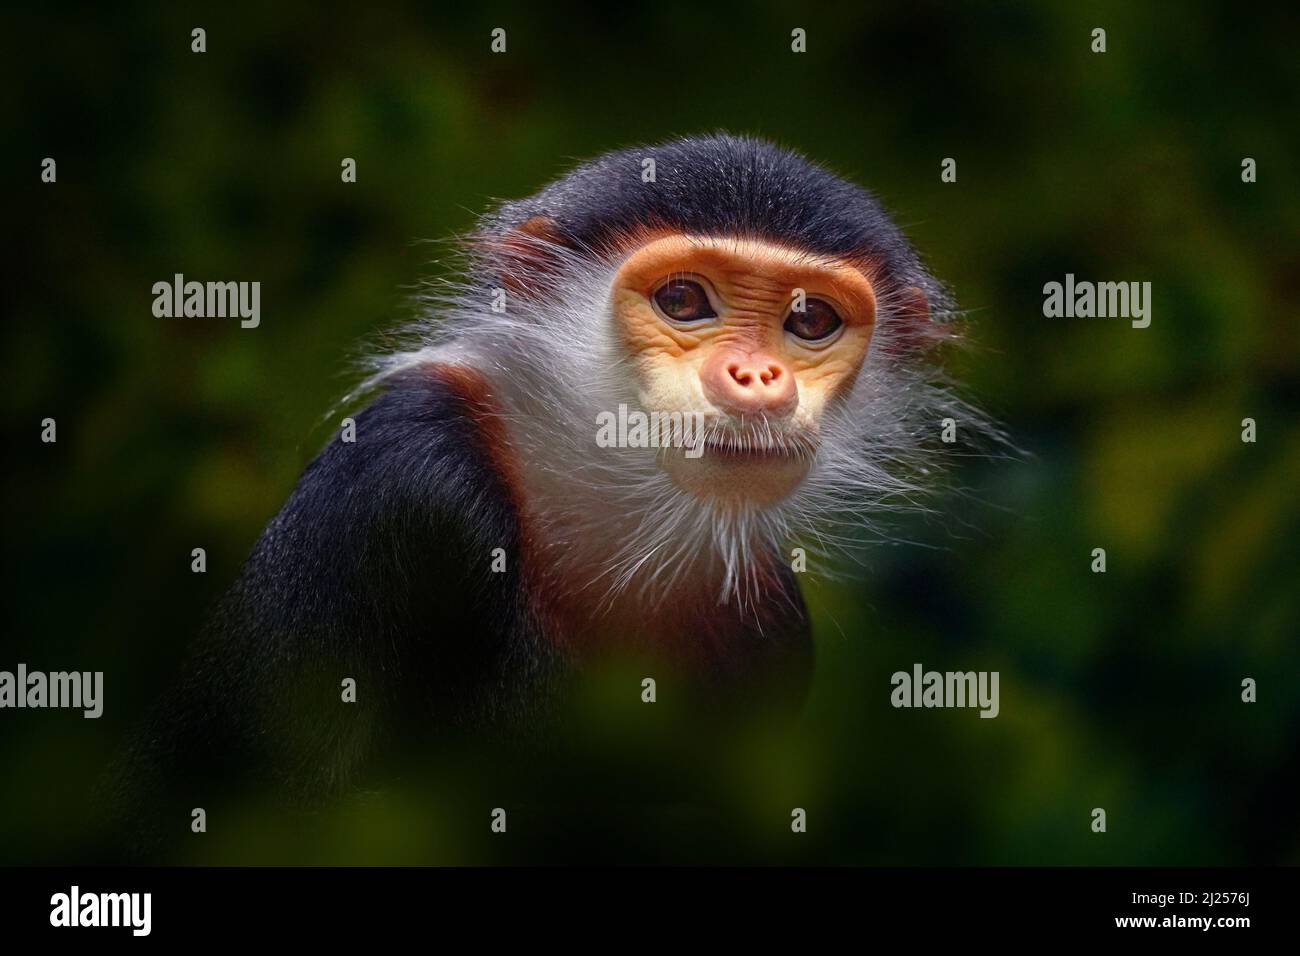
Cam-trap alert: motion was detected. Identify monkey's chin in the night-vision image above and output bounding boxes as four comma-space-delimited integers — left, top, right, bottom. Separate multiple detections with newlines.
658, 444, 811, 507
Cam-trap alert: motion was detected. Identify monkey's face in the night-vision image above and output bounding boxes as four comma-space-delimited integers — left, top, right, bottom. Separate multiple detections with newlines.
611, 235, 878, 506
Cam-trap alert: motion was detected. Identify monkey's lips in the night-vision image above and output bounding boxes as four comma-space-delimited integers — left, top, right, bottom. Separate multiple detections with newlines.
699, 436, 811, 460
695, 423, 819, 461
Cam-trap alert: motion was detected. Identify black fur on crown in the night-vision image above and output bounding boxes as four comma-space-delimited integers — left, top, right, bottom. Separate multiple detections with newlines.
483, 132, 935, 301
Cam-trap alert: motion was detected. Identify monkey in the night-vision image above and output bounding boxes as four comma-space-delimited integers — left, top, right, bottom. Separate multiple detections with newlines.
109, 133, 991, 855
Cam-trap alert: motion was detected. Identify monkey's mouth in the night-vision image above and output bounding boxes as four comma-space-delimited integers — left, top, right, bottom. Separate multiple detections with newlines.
699, 436, 812, 460
695, 423, 818, 462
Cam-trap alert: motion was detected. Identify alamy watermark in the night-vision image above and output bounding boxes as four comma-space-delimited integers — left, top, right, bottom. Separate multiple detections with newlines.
596, 404, 705, 458
891, 663, 999, 718
50, 886, 150, 936
0, 664, 103, 718
1042, 273, 1151, 328
152, 273, 260, 328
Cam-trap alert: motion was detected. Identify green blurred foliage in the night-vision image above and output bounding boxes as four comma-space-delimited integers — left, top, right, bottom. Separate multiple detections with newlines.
2, 0, 1297, 864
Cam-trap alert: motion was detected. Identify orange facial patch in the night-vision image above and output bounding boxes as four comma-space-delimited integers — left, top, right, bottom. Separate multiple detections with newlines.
610, 233, 879, 421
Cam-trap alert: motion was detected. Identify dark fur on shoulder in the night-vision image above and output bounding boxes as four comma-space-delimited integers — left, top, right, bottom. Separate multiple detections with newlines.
110, 369, 565, 852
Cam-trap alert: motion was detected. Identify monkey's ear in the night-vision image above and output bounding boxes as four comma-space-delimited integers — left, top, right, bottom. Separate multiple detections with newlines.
901, 285, 930, 322
485, 215, 573, 296
885, 285, 955, 354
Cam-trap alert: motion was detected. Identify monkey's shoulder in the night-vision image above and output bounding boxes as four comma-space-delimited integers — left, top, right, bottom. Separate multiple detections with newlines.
226, 363, 527, 643
286, 362, 518, 548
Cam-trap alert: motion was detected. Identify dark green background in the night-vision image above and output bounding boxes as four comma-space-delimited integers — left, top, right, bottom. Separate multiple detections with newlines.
3, 1, 1297, 864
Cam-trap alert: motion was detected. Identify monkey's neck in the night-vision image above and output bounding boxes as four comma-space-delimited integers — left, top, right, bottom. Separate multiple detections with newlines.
511, 465, 790, 666
431, 360, 786, 660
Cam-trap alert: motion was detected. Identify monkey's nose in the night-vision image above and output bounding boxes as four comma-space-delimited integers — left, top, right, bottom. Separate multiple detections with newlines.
700, 349, 798, 416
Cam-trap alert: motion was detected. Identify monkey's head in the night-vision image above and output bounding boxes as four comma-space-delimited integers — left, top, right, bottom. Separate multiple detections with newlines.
382, 134, 990, 602
608, 232, 884, 506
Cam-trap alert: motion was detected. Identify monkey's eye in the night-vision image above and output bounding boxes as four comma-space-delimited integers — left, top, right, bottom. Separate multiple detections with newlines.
784, 298, 843, 342
652, 278, 717, 324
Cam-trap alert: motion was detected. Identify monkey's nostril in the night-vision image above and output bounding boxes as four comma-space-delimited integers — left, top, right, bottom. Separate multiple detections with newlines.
707, 353, 797, 416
